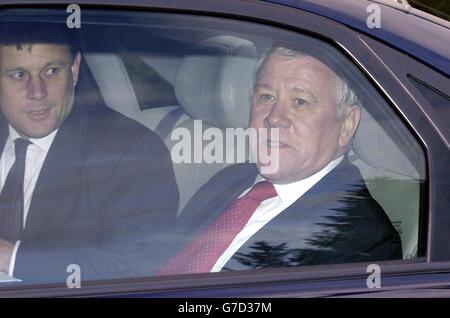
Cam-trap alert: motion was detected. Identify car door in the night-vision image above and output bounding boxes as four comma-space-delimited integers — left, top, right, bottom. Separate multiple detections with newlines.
0, 0, 449, 298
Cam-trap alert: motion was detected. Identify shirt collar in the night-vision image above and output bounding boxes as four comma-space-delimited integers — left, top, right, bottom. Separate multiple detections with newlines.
8, 125, 58, 152
257, 156, 344, 207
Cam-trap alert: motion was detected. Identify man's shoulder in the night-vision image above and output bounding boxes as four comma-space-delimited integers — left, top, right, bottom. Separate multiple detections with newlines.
325, 161, 401, 244
328, 160, 393, 218
87, 106, 153, 137
84, 105, 166, 151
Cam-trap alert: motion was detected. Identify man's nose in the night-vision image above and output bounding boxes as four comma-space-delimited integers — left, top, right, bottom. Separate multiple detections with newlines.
26, 75, 47, 100
264, 99, 291, 128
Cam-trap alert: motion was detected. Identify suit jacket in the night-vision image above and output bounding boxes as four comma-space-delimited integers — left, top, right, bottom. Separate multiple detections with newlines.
165, 159, 402, 272
0, 97, 179, 284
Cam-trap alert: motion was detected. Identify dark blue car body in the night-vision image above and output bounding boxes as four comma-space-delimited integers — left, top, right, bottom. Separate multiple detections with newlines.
0, 0, 449, 298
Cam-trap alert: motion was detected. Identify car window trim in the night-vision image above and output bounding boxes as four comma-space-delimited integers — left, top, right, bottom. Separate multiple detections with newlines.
4, 258, 450, 297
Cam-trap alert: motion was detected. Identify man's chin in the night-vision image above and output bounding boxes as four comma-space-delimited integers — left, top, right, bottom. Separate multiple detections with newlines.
256, 163, 287, 183
17, 125, 56, 139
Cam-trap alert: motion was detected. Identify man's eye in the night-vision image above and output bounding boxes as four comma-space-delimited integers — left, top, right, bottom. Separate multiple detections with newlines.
293, 98, 307, 107
44, 67, 59, 76
259, 94, 275, 102
9, 71, 27, 81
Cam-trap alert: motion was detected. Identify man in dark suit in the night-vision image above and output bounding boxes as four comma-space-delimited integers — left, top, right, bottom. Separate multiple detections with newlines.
0, 23, 178, 284
158, 46, 401, 275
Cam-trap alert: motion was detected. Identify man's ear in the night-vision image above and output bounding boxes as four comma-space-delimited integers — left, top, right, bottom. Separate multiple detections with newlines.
71, 51, 81, 87
339, 105, 361, 148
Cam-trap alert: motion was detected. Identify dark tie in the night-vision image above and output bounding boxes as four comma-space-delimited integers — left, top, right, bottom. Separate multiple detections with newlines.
0, 138, 30, 242
158, 180, 277, 275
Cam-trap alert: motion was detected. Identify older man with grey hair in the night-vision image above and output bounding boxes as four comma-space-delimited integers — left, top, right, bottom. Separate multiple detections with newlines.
158, 46, 402, 276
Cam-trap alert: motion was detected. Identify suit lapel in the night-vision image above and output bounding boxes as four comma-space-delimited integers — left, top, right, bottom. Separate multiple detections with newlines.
23, 102, 88, 240
224, 159, 365, 270
177, 163, 259, 242
223, 183, 336, 270
0, 114, 9, 153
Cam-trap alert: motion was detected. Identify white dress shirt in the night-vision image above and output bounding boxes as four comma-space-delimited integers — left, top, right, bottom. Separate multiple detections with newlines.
0, 125, 57, 276
211, 156, 344, 272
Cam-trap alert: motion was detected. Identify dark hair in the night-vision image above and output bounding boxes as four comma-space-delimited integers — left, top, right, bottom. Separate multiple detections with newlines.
0, 22, 80, 59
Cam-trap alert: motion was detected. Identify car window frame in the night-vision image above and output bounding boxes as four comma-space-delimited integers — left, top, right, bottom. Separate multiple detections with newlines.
355, 34, 450, 263
0, 0, 448, 297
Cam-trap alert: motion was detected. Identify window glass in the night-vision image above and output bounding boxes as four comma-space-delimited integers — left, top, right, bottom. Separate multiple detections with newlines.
0, 8, 426, 288
408, 74, 450, 129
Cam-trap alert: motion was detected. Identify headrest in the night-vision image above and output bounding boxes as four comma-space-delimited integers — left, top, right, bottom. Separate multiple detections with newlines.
174, 35, 257, 128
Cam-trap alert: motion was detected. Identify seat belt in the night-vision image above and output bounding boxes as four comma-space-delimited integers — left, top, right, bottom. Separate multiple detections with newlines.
155, 107, 185, 141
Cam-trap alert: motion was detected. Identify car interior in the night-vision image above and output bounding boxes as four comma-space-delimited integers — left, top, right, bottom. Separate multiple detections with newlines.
2, 9, 427, 262
83, 32, 425, 261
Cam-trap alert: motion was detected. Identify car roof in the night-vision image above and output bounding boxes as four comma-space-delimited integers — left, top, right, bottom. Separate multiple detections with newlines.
265, 0, 450, 77
1, 0, 448, 76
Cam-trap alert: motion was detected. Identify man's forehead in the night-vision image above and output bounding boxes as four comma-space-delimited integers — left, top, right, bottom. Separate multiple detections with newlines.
254, 52, 339, 104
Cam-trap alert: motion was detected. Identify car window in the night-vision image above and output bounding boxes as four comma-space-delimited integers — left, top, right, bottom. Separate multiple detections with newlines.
0, 7, 427, 290
408, 74, 450, 129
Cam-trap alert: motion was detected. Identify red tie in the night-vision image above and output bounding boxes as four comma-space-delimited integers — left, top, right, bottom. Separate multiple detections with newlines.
158, 181, 277, 275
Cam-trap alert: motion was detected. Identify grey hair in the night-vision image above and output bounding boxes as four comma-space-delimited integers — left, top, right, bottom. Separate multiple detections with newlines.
253, 46, 361, 118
